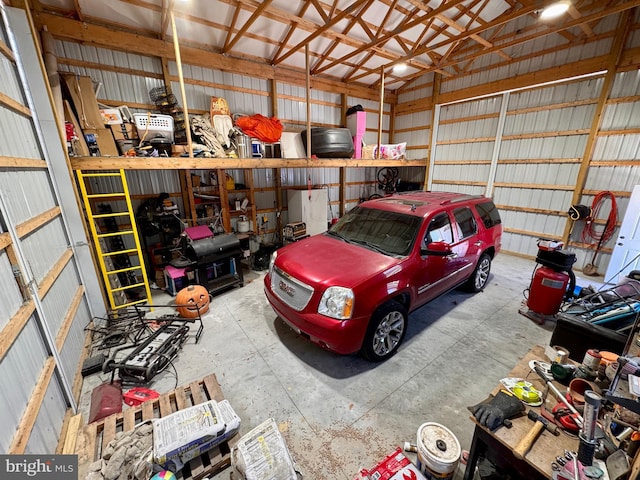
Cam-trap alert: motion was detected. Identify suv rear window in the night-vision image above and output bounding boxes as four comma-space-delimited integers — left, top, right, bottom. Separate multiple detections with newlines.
453, 207, 477, 239
475, 201, 502, 229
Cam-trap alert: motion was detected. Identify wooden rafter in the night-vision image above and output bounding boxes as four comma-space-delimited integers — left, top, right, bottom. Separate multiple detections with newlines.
273, 0, 371, 65
312, 0, 375, 73
72, 0, 83, 22
160, 0, 173, 40
271, 2, 312, 62
390, 0, 640, 79
313, 0, 468, 75
310, 0, 330, 23
337, 0, 399, 79
224, 0, 273, 53
568, 4, 595, 36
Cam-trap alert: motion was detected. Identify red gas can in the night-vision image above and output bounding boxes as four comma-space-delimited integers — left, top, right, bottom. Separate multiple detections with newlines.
528, 266, 569, 315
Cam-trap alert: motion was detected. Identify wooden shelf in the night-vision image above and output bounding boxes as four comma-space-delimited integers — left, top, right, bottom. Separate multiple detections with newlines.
69, 156, 427, 170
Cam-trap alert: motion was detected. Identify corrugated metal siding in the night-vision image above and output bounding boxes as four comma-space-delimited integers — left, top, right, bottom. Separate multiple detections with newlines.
25, 378, 67, 454
0, 52, 24, 102
20, 218, 68, 283
0, 250, 23, 331
579, 69, 640, 274
0, 108, 42, 159
443, 37, 612, 94
58, 299, 91, 385
0, 169, 57, 224
0, 7, 106, 454
0, 318, 48, 453
41, 261, 81, 337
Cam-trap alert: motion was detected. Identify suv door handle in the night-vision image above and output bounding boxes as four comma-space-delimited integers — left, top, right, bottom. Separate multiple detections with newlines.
474, 241, 483, 247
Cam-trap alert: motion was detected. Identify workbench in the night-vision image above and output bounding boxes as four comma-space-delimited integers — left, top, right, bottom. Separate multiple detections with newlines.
463, 345, 579, 479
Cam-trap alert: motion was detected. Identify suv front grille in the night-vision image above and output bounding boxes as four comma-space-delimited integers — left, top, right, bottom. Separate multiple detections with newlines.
271, 266, 314, 311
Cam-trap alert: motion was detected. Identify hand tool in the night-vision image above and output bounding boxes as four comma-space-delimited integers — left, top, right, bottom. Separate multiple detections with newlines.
514, 410, 560, 459
532, 363, 584, 427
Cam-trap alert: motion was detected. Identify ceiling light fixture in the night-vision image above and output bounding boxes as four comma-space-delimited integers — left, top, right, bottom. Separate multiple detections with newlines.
540, 1, 571, 20
392, 62, 408, 73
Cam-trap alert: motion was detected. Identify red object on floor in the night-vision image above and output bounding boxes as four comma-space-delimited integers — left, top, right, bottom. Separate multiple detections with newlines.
123, 387, 160, 406
89, 381, 122, 423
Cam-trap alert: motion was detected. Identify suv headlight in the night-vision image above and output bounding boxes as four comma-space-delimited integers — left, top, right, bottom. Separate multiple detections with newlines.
318, 287, 354, 319
268, 250, 277, 274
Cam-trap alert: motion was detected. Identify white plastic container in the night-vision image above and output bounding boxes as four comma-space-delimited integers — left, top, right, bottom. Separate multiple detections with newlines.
416, 422, 461, 479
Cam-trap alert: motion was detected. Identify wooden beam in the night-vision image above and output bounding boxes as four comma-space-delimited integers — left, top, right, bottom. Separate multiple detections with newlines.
0, 232, 11, 251
55, 285, 85, 351
493, 182, 575, 191
9, 357, 56, 454
0, 91, 31, 117
437, 55, 611, 105
0, 300, 35, 362
224, 1, 273, 53
38, 13, 390, 103
562, 9, 633, 245
0, 156, 47, 168
0, 38, 15, 62
314, 0, 470, 75
69, 156, 426, 170
504, 227, 562, 241
160, 0, 174, 40
424, 72, 441, 190
273, 0, 370, 65
15, 206, 61, 239
415, 1, 640, 77
38, 248, 74, 299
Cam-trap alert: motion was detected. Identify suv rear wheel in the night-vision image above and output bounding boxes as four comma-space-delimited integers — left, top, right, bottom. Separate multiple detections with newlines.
465, 253, 491, 292
361, 301, 407, 362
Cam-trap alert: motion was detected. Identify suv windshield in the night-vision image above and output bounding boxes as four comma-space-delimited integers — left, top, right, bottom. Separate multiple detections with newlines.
328, 206, 421, 256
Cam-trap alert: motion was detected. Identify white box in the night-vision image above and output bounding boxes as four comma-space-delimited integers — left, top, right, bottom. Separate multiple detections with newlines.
153, 400, 241, 472
287, 188, 328, 237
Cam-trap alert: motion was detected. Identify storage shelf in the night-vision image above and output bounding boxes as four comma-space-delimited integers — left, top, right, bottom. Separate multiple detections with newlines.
70, 156, 426, 170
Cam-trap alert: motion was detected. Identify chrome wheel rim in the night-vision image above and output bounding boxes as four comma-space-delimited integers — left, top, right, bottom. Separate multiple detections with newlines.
475, 257, 491, 289
372, 311, 405, 357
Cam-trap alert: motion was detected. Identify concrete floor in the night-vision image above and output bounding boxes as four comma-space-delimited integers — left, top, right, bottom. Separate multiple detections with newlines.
79, 253, 606, 479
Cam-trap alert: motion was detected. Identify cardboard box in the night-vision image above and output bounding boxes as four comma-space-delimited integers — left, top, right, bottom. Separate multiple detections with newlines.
62, 74, 105, 130
109, 123, 138, 141
153, 400, 241, 472
83, 128, 120, 157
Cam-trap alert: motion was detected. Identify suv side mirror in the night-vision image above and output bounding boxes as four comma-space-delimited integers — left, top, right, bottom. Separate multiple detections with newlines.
421, 241, 453, 256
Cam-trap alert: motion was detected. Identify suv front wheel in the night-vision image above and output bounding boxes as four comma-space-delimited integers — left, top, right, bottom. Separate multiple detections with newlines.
361, 301, 407, 362
465, 253, 491, 292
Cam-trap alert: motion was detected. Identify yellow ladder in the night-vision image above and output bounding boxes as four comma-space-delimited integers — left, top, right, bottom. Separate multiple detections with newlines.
76, 169, 153, 310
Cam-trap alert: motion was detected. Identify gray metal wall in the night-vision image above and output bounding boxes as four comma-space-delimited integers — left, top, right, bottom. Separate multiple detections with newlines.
0, 6, 99, 453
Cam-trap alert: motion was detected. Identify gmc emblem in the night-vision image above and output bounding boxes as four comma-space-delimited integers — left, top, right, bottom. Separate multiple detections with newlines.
278, 280, 295, 297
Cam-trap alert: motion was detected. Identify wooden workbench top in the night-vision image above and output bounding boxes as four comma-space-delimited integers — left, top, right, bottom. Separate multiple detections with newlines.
481, 345, 580, 478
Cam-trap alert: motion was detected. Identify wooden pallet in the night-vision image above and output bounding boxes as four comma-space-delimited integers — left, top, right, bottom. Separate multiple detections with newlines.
74, 374, 237, 480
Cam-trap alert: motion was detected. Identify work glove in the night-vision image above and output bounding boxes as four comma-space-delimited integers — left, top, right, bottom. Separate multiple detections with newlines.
468, 390, 525, 431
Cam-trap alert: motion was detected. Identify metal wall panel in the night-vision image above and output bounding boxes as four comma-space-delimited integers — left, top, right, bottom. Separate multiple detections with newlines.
0, 108, 41, 159
0, 169, 57, 225
442, 38, 612, 94
25, 377, 67, 454
0, 250, 23, 331
19, 217, 68, 283
58, 299, 91, 386
0, 318, 48, 453
41, 261, 81, 337
0, 52, 23, 101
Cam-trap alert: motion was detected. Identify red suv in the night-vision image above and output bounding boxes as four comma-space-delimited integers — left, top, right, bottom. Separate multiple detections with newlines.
264, 191, 502, 361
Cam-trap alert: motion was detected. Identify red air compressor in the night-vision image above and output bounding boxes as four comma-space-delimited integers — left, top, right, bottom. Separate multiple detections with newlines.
527, 243, 576, 316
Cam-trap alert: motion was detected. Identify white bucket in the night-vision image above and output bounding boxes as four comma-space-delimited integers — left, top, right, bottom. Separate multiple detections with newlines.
416, 422, 461, 479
